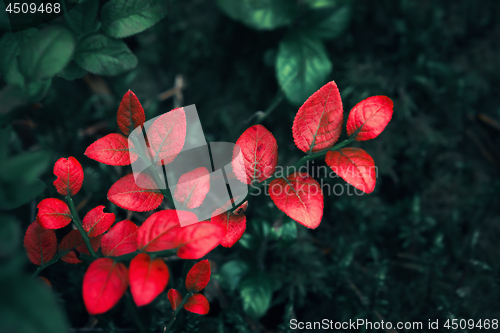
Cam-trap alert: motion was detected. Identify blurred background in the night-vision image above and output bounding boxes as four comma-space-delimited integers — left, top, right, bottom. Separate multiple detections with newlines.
0, 0, 500, 332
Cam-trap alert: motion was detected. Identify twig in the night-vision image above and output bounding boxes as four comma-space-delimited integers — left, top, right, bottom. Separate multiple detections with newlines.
164, 291, 194, 332
65, 195, 98, 258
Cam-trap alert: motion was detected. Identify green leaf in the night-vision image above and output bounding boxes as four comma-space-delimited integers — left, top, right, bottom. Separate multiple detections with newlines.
0, 215, 21, 258
0, 33, 24, 86
101, 0, 169, 38
0, 150, 51, 183
239, 273, 273, 319
65, 0, 100, 36
270, 218, 297, 243
75, 34, 138, 76
0, 179, 46, 210
217, 0, 297, 30
275, 33, 332, 105
218, 260, 249, 291
19, 26, 75, 80
57, 61, 87, 81
302, 2, 352, 39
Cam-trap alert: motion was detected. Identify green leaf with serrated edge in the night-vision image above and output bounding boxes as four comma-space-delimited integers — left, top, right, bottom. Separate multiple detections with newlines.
239, 273, 272, 320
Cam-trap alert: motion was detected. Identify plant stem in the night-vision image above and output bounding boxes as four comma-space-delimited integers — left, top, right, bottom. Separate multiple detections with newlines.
32, 254, 60, 277
103, 249, 177, 262
164, 291, 194, 333
65, 195, 98, 259
125, 292, 147, 333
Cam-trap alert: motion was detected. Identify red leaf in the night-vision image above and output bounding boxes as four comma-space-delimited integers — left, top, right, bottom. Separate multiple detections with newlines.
185, 259, 211, 292
53, 157, 84, 196
174, 167, 210, 209
117, 90, 146, 136
232, 125, 278, 184
147, 108, 186, 165
36, 198, 72, 229
82, 205, 116, 237
83, 258, 129, 315
39, 276, 52, 287
129, 253, 170, 307
346, 95, 394, 141
107, 173, 163, 212
23, 221, 57, 266
292, 81, 343, 153
167, 289, 183, 310
101, 220, 138, 257
211, 201, 246, 248
84, 133, 138, 166
325, 148, 377, 193
59, 230, 102, 264
269, 172, 323, 229
176, 222, 224, 259
183, 293, 209, 315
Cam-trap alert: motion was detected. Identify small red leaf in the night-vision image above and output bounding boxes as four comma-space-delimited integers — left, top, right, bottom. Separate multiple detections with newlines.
129, 253, 170, 307
232, 125, 278, 184
167, 289, 183, 310
174, 167, 210, 209
183, 293, 209, 315
101, 220, 138, 257
147, 108, 186, 165
23, 221, 57, 266
107, 173, 163, 212
59, 230, 102, 264
292, 81, 343, 153
36, 198, 72, 229
117, 90, 146, 136
176, 222, 224, 259
82, 205, 116, 237
83, 258, 129, 315
325, 148, 377, 193
53, 157, 84, 196
185, 259, 211, 292
346, 95, 394, 141
269, 172, 323, 229
84, 133, 138, 166
39, 276, 52, 287
211, 201, 246, 248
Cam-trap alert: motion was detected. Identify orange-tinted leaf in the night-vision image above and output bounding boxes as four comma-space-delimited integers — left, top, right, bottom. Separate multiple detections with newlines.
129, 253, 170, 307
101, 220, 138, 257
176, 222, 224, 259
147, 108, 186, 165
346, 95, 394, 141
84, 133, 138, 166
38, 276, 52, 287
59, 230, 102, 264
36, 198, 72, 229
269, 172, 323, 229
232, 125, 278, 184
167, 289, 182, 310
23, 221, 57, 266
117, 90, 146, 136
174, 167, 210, 209
292, 81, 343, 153
83, 258, 128, 315
53, 157, 84, 196
211, 201, 246, 248
185, 259, 211, 292
183, 293, 209, 315
325, 148, 376, 193
82, 205, 116, 237
107, 173, 163, 212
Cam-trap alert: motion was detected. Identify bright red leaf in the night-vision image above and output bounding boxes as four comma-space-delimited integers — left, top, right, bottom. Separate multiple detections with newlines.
23, 221, 57, 266
183, 293, 209, 315
346, 95, 394, 141
174, 167, 210, 209
326, 148, 377, 193
117, 90, 146, 136
147, 108, 186, 165
176, 222, 224, 259
185, 259, 211, 292
53, 156, 84, 196
292, 81, 343, 153
167, 289, 183, 310
36, 198, 72, 229
83, 258, 128, 315
84, 133, 138, 166
232, 125, 278, 184
107, 173, 163, 212
269, 172, 324, 229
129, 253, 170, 307
211, 200, 246, 248
59, 230, 102, 264
82, 205, 116, 237
101, 220, 138, 257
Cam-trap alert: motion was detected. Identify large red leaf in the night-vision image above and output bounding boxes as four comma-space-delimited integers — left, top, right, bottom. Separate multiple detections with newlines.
53, 157, 84, 196
167, 289, 183, 310
129, 253, 170, 307
269, 172, 324, 229
84, 133, 138, 166
147, 108, 186, 165
325, 148, 377, 193
58, 230, 102, 264
82, 205, 116, 237
292, 81, 343, 153
83, 258, 129, 315
107, 173, 163, 212
36, 198, 72, 229
23, 221, 57, 266
185, 259, 211, 292
346, 95, 394, 141
211, 201, 246, 248
117, 90, 146, 136
101, 220, 138, 257
176, 222, 224, 259
183, 293, 209, 315
174, 167, 210, 209
232, 125, 278, 184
